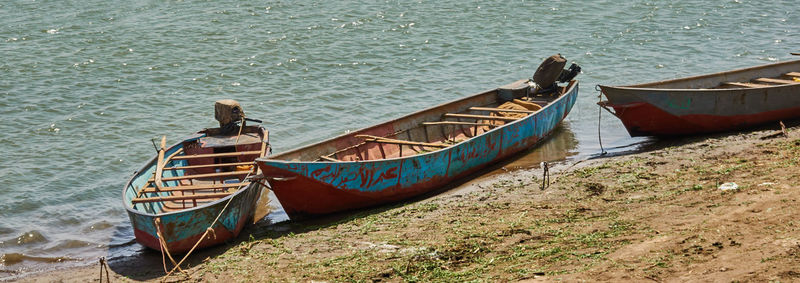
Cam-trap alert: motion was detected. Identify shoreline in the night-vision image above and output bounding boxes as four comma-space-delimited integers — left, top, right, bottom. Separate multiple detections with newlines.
14, 123, 800, 282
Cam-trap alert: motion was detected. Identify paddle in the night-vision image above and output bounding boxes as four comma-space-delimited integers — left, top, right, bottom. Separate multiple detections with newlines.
792, 52, 800, 56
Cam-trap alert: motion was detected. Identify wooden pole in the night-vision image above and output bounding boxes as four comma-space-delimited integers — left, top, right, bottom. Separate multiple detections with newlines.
154, 136, 166, 190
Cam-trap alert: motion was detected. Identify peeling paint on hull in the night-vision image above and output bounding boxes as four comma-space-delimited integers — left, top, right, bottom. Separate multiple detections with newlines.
600, 60, 800, 137
257, 82, 579, 218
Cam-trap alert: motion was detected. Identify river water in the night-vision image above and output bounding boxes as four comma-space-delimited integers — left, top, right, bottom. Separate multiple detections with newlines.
1, 0, 798, 277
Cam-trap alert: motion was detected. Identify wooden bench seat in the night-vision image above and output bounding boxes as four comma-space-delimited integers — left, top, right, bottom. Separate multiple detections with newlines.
443, 113, 519, 121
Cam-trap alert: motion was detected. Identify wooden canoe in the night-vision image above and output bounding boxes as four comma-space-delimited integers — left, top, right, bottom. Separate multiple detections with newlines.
599, 60, 800, 137
123, 125, 270, 253
255, 79, 579, 219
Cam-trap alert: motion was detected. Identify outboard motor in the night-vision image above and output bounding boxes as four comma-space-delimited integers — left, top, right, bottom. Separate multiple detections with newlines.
530, 54, 581, 95
531, 54, 567, 93
557, 63, 581, 83
497, 54, 581, 102
215, 99, 246, 135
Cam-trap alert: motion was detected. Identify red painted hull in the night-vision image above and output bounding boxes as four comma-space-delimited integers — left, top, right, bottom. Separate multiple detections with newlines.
609, 101, 800, 136
261, 156, 507, 217
257, 81, 580, 219
599, 59, 800, 137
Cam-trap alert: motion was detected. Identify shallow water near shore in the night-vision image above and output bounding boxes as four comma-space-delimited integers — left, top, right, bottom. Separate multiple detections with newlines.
1, 0, 798, 277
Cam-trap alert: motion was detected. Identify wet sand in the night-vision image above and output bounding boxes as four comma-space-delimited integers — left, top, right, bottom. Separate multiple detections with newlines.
13, 122, 800, 282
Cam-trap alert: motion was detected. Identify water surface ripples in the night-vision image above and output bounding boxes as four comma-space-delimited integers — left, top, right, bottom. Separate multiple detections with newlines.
0, 0, 798, 276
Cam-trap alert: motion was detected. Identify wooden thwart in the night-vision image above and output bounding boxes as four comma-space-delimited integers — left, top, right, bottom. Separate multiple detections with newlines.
443, 113, 519, 121
722, 82, 772, 88
164, 161, 254, 171
422, 121, 498, 127
131, 192, 233, 204
469, 106, 536, 114
171, 150, 261, 160
140, 182, 250, 193
754, 78, 799, 85
148, 170, 249, 182
785, 72, 800, 77
355, 134, 449, 148
318, 155, 339, 162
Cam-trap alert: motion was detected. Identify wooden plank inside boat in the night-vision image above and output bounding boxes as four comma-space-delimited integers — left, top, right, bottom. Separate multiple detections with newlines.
171, 150, 261, 160
139, 182, 250, 193
131, 192, 233, 204
443, 113, 520, 121
355, 134, 449, 148
164, 161, 254, 171
721, 82, 772, 88
422, 121, 498, 127
753, 78, 799, 85
469, 106, 536, 114
318, 155, 339, 162
147, 170, 250, 182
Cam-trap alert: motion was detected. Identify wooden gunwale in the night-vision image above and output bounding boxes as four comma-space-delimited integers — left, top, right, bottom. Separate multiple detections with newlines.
616, 59, 800, 89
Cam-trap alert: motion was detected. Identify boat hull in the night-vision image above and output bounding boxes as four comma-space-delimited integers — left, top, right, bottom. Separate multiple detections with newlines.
600, 60, 800, 137
125, 181, 261, 253
123, 131, 266, 253
257, 82, 579, 218
601, 83, 800, 137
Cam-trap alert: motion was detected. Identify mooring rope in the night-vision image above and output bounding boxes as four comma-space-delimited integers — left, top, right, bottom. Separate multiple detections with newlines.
596, 85, 608, 155
159, 170, 254, 279
154, 218, 182, 274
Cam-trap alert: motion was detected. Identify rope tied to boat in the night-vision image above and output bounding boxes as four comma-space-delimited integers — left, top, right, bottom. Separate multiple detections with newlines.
154, 217, 183, 274
159, 170, 255, 280
206, 227, 217, 240
595, 85, 608, 156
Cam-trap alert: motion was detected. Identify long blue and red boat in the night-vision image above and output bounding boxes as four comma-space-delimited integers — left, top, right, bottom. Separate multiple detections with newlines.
255, 73, 579, 219
123, 101, 270, 253
599, 59, 800, 137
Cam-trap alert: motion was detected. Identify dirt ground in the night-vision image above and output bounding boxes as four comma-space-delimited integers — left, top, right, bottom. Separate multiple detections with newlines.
15, 124, 800, 282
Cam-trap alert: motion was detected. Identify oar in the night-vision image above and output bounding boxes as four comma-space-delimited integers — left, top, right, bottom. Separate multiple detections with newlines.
154, 136, 166, 190
792, 52, 800, 56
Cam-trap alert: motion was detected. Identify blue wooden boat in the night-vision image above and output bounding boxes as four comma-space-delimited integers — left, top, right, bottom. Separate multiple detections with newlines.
255, 78, 579, 219
123, 124, 269, 253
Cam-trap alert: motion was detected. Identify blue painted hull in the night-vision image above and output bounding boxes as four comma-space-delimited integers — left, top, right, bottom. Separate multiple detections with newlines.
123, 127, 267, 253
256, 81, 579, 218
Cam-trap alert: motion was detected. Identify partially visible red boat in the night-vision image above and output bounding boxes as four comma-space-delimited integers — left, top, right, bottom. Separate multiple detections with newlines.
599, 60, 800, 137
